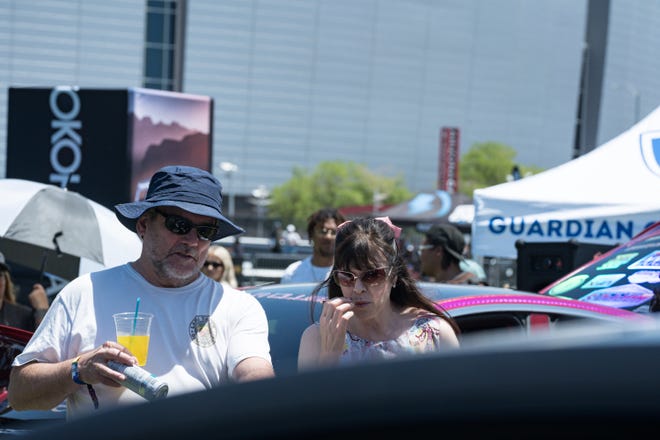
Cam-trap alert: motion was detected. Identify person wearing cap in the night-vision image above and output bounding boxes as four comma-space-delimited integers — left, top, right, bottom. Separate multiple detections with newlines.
9, 165, 275, 420
418, 223, 483, 285
0, 252, 50, 331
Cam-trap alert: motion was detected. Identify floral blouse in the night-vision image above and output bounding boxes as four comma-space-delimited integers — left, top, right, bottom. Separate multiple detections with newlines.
339, 316, 451, 365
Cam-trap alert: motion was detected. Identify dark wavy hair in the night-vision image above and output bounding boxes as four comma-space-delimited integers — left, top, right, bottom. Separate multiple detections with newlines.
306, 208, 346, 239
309, 217, 459, 334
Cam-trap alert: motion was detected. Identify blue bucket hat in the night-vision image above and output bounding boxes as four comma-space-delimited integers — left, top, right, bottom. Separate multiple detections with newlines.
114, 165, 244, 241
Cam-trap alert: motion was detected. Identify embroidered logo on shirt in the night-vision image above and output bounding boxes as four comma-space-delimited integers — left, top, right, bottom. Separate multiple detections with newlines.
188, 315, 216, 347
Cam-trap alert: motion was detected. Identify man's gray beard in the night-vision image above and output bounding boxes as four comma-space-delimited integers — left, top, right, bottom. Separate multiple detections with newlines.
154, 259, 200, 286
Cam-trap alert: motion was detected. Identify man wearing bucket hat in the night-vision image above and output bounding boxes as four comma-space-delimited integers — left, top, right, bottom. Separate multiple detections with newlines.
418, 223, 483, 285
9, 166, 275, 419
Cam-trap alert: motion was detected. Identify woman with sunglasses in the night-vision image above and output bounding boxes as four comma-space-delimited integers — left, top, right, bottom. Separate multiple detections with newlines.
298, 217, 459, 370
202, 244, 238, 288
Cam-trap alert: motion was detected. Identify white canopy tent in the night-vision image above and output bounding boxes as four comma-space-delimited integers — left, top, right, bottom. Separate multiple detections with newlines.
472, 106, 660, 260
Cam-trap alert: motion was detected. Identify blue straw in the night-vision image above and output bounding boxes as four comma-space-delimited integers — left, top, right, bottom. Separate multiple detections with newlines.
132, 297, 141, 335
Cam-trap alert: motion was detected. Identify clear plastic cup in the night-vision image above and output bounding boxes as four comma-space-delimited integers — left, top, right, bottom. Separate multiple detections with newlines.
113, 312, 153, 366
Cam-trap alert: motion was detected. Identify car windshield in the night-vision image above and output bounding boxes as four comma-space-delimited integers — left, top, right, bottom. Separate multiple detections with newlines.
540, 222, 660, 312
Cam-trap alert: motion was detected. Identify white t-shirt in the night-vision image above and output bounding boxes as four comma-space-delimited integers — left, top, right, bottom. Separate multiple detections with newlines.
280, 256, 331, 284
13, 264, 271, 420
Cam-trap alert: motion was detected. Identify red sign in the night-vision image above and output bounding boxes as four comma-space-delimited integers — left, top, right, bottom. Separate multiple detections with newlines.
439, 127, 460, 193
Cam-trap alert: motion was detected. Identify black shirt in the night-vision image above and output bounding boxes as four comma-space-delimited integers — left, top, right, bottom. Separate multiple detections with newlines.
0, 302, 36, 332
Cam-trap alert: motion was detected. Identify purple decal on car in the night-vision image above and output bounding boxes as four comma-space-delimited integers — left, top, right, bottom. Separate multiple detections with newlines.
579, 284, 654, 308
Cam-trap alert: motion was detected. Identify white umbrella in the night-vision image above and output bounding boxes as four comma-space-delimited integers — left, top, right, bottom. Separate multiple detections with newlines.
0, 178, 141, 280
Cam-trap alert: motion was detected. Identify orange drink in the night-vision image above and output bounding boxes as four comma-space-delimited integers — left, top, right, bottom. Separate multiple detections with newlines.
113, 312, 154, 366
117, 334, 151, 366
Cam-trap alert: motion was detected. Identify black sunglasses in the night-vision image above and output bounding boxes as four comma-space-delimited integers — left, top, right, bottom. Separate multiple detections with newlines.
204, 261, 224, 269
332, 267, 392, 288
154, 209, 218, 241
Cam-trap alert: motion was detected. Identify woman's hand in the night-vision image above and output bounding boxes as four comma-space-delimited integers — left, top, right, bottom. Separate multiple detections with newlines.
318, 297, 354, 362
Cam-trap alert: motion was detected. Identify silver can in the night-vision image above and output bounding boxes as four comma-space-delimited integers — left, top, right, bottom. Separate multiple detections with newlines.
107, 360, 169, 401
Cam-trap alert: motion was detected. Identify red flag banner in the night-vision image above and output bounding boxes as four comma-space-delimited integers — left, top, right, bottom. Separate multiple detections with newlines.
439, 127, 460, 194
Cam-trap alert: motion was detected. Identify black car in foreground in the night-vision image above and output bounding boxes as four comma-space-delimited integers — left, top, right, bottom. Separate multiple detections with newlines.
2, 281, 648, 437
18, 314, 660, 439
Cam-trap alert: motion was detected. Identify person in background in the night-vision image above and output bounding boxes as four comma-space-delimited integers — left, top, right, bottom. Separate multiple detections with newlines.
281, 224, 301, 253
511, 164, 522, 181
401, 242, 422, 280
0, 252, 49, 331
231, 236, 244, 261
280, 208, 346, 284
298, 217, 459, 370
230, 236, 245, 286
269, 221, 283, 253
9, 165, 274, 420
418, 223, 483, 285
202, 244, 238, 288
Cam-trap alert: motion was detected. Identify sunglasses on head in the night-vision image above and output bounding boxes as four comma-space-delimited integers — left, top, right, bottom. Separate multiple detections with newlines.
332, 267, 392, 288
154, 209, 218, 241
204, 261, 223, 269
